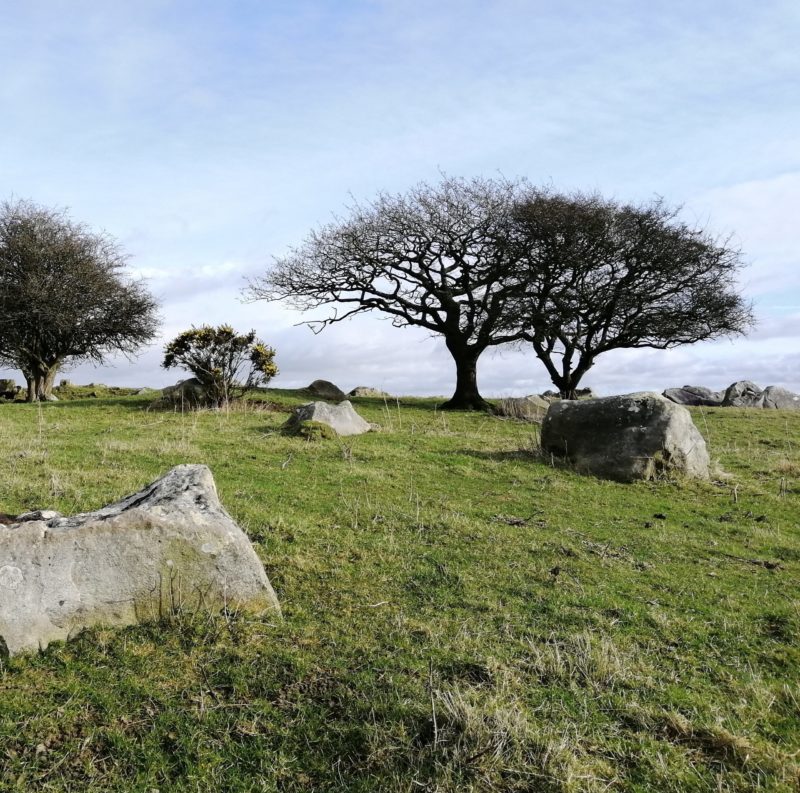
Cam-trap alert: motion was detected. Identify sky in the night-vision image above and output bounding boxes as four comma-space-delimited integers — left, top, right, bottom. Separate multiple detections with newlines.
1, 0, 798, 398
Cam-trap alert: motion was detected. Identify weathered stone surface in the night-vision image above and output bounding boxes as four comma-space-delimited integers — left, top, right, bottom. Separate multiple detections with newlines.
307, 380, 347, 401
15, 509, 62, 522
662, 386, 724, 407
722, 380, 764, 408
541, 392, 710, 482
284, 400, 370, 437
762, 385, 800, 410
348, 386, 391, 398
161, 377, 206, 404
0, 465, 279, 657
498, 396, 549, 421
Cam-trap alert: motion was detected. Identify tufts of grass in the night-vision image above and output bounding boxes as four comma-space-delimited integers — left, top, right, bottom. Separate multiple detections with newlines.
0, 393, 797, 790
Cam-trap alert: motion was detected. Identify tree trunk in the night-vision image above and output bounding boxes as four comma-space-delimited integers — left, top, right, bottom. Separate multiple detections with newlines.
25, 362, 60, 401
41, 366, 58, 399
439, 343, 489, 411
550, 357, 593, 400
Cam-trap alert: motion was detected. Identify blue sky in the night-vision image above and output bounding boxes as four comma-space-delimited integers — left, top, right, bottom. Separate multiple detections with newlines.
1, 0, 798, 396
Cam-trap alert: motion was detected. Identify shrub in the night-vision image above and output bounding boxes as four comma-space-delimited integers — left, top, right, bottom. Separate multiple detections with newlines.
162, 325, 278, 407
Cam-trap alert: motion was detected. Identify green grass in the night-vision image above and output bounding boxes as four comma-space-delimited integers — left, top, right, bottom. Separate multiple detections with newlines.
0, 391, 798, 791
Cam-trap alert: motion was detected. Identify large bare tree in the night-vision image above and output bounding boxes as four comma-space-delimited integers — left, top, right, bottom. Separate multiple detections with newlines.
0, 200, 160, 400
504, 191, 755, 398
247, 176, 534, 410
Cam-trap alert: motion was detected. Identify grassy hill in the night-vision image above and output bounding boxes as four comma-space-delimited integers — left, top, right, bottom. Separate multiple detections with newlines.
0, 391, 798, 792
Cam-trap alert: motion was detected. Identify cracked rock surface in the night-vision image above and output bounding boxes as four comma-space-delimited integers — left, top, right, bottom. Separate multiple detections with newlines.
0, 464, 280, 656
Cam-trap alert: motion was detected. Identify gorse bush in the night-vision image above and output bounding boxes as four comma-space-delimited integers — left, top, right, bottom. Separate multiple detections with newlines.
162, 324, 278, 406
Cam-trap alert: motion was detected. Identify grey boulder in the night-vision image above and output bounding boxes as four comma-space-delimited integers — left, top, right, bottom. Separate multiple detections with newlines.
0, 465, 279, 657
722, 380, 764, 407
307, 379, 347, 401
762, 385, 800, 410
348, 386, 391, 398
662, 386, 724, 407
540, 392, 710, 482
284, 400, 371, 436
162, 377, 206, 404
498, 395, 550, 421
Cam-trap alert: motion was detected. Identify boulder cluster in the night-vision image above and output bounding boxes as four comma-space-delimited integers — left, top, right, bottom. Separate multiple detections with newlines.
663, 381, 800, 410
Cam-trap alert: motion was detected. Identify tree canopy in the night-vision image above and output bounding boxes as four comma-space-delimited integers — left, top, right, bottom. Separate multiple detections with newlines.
0, 200, 160, 400
246, 176, 537, 410
504, 191, 755, 397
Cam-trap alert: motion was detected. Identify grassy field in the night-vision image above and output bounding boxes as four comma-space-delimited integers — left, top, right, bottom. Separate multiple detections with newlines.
0, 389, 798, 792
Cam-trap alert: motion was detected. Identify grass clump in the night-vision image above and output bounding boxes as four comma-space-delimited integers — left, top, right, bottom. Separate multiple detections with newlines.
289, 419, 338, 441
0, 392, 797, 791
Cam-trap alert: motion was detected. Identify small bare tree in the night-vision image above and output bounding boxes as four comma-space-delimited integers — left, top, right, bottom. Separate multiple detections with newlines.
504, 191, 755, 398
0, 200, 159, 401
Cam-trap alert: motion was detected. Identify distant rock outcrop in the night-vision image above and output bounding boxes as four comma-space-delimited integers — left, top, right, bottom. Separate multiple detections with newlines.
541, 392, 710, 482
0, 465, 280, 657
662, 386, 724, 407
722, 381, 765, 408
284, 400, 371, 437
307, 380, 347, 401
761, 385, 800, 410
663, 381, 800, 410
348, 386, 391, 398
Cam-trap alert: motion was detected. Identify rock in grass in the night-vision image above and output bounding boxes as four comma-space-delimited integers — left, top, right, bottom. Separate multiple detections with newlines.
0, 465, 280, 657
307, 379, 347, 401
348, 386, 391, 398
722, 380, 764, 407
540, 392, 710, 482
761, 385, 800, 410
495, 396, 549, 421
662, 386, 724, 407
161, 377, 206, 405
284, 401, 371, 437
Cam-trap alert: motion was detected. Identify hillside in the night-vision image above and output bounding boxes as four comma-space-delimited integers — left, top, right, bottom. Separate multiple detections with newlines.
0, 391, 798, 792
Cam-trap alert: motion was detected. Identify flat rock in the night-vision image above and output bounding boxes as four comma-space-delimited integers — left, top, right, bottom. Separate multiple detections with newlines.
284, 400, 371, 436
541, 392, 710, 482
762, 385, 800, 410
307, 380, 347, 401
722, 380, 764, 408
0, 465, 279, 657
662, 386, 724, 407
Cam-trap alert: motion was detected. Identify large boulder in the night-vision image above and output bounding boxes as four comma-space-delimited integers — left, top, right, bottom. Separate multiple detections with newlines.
0, 465, 280, 657
540, 392, 710, 482
662, 385, 724, 407
284, 400, 371, 437
307, 380, 347, 401
722, 380, 764, 408
161, 377, 206, 405
761, 385, 800, 410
